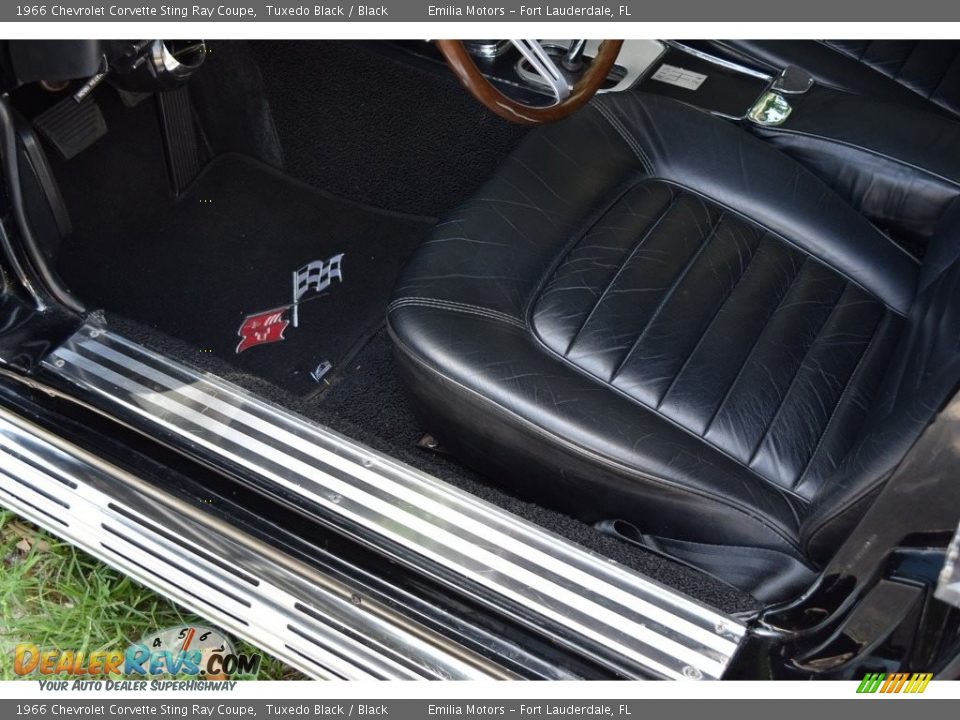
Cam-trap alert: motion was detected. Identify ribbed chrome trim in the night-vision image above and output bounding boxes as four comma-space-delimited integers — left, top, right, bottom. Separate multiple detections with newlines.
0, 406, 516, 680
44, 325, 746, 679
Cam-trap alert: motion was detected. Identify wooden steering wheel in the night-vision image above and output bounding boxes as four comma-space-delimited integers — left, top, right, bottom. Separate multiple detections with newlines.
436, 40, 624, 125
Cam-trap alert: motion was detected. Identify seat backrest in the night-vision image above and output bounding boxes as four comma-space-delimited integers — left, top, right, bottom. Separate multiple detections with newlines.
824, 40, 960, 117
801, 197, 960, 562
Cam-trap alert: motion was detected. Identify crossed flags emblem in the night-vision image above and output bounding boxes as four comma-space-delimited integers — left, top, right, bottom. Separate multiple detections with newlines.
236, 253, 344, 354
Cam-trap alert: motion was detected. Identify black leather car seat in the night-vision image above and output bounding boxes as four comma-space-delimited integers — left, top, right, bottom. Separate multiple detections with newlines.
388, 92, 960, 602
687, 40, 960, 120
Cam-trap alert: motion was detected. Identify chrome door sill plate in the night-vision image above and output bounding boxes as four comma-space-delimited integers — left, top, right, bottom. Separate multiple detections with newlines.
0, 407, 512, 680
44, 324, 746, 680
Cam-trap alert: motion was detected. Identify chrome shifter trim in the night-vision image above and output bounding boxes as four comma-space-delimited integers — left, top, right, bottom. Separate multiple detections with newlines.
44, 324, 747, 680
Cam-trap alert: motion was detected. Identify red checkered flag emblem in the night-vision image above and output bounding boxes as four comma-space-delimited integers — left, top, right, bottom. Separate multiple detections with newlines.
236, 306, 290, 353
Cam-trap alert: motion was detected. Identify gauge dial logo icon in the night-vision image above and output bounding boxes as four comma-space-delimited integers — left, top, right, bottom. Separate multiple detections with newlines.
140, 625, 236, 679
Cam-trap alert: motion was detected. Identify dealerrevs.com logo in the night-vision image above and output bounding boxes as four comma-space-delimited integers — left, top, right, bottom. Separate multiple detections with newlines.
13, 625, 261, 680
856, 672, 934, 694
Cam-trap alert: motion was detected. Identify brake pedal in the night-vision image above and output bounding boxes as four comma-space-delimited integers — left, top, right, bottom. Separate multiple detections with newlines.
32, 95, 107, 160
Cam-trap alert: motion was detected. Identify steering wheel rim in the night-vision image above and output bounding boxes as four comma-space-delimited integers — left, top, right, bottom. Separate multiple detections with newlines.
436, 40, 624, 125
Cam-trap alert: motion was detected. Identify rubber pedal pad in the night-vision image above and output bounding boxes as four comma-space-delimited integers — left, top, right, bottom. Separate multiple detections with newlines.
33, 95, 107, 160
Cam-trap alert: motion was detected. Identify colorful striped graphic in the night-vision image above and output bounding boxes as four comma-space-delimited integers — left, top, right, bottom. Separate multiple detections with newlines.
857, 672, 933, 694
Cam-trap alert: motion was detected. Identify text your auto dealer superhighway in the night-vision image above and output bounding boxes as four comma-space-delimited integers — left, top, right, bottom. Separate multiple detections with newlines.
45, 5, 256, 17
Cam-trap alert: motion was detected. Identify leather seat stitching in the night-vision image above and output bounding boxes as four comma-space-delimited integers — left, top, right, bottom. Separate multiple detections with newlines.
388, 321, 805, 551
610, 208, 726, 383
592, 101, 652, 170
389, 298, 527, 329
793, 311, 889, 493
562, 191, 681, 356
744, 280, 849, 469
591, 101, 655, 173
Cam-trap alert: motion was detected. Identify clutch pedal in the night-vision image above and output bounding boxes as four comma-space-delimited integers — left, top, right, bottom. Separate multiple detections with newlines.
32, 95, 107, 160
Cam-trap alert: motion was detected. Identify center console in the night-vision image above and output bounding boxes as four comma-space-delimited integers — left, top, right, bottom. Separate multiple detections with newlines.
635, 42, 778, 119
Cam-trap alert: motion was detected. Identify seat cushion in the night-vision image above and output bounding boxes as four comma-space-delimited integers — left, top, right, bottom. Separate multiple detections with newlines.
388, 93, 918, 587
689, 40, 960, 120
531, 180, 905, 499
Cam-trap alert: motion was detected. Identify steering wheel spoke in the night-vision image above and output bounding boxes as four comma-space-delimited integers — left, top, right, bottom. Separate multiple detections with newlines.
510, 39, 571, 104
436, 39, 624, 125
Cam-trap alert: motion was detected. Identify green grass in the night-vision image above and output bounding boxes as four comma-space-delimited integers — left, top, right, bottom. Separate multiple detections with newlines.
0, 509, 303, 680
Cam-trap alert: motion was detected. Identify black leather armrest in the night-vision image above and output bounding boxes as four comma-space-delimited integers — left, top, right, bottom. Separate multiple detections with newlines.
748, 86, 960, 241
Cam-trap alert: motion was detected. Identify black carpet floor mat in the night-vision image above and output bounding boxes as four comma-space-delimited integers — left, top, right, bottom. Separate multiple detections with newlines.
58, 154, 434, 395
247, 41, 529, 217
